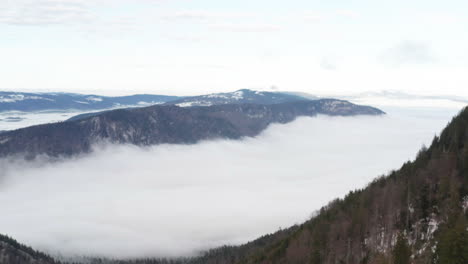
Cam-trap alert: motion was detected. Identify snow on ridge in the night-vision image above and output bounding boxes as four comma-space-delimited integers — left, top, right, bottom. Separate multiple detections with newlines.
137, 101, 164, 106
86, 96, 103, 102
205, 90, 246, 100
232, 90, 244, 100
0, 94, 55, 103
176, 102, 195, 107
176, 101, 213, 107
74, 100, 90, 104
206, 94, 229, 99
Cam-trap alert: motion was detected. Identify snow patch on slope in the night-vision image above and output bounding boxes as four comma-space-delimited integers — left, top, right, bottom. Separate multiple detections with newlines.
86, 97, 103, 102
0, 94, 55, 103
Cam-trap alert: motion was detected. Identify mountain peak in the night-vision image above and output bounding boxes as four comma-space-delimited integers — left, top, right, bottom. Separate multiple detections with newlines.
167, 89, 310, 107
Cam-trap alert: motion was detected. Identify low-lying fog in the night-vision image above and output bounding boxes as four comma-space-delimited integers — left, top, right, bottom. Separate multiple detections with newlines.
0, 110, 97, 131
0, 106, 463, 259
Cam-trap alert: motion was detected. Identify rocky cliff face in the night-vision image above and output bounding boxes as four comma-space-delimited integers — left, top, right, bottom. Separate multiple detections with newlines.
0, 99, 384, 158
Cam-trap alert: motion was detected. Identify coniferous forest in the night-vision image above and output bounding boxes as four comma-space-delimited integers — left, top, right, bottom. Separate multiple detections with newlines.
2, 107, 467, 264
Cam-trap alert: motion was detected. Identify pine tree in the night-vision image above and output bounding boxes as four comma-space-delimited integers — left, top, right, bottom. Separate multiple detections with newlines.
393, 234, 410, 264
436, 214, 468, 264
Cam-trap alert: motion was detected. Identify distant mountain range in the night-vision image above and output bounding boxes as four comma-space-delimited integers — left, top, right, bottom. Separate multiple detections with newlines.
0, 89, 314, 113
0, 92, 180, 112
3, 90, 466, 114
1, 103, 467, 264
65, 89, 316, 122
0, 99, 384, 158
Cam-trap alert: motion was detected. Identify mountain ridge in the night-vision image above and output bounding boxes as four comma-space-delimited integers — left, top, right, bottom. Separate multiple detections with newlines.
0, 92, 180, 112
0, 89, 314, 113
166, 89, 311, 107
0, 99, 384, 158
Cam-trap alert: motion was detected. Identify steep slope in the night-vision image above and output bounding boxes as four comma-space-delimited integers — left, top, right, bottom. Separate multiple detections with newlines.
0, 107, 467, 264
0, 99, 383, 158
83, 107, 468, 264
214, 107, 468, 264
166, 89, 310, 107
0, 92, 180, 112
0, 234, 56, 264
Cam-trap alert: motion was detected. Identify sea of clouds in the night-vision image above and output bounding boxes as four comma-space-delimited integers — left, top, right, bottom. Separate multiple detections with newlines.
0, 106, 463, 259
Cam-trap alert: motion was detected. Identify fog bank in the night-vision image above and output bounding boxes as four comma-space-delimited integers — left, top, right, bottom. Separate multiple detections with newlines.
0, 107, 462, 259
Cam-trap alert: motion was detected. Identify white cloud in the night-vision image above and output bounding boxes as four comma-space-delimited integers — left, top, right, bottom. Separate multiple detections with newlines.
381, 41, 437, 66
336, 9, 360, 19
0, 107, 460, 259
302, 9, 360, 22
303, 12, 324, 22
0, 0, 93, 25
0, 0, 174, 26
161, 10, 282, 33
211, 23, 283, 33
422, 13, 461, 25
162, 10, 252, 21
320, 57, 337, 70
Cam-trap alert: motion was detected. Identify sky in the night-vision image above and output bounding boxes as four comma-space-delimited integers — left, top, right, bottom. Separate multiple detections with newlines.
0, 107, 461, 258
1, 0, 468, 96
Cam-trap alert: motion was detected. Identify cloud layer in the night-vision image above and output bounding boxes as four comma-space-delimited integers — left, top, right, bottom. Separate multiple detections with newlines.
0, 0, 93, 25
381, 41, 437, 66
0, 107, 461, 259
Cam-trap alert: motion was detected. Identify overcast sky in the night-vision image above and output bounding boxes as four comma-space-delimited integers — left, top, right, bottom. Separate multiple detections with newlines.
1, 0, 467, 96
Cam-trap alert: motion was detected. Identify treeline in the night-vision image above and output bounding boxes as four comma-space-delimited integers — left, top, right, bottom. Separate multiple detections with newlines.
237, 107, 468, 264
1, 108, 467, 264
0, 234, 58, 264
84, 108, 468, 264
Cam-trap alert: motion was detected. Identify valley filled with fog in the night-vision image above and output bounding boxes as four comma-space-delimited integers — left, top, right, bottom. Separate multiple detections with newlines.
0, 106, 463, 259
0, 110, 98, 131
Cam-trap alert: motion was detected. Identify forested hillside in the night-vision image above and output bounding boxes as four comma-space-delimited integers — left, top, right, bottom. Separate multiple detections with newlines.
232, 106, 468, 264
1, 107, 467, 264
0, 99, 383, 158
0, 234, 57, 264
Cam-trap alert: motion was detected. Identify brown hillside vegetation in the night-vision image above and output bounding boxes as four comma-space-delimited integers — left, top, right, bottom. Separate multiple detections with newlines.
236, 107, 468, 264
1, 107, 467, 264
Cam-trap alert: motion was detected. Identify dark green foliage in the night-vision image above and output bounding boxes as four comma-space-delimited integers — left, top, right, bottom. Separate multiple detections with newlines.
392, 234, 411, 264
435, 213, 468, 264
0, 233, 58, 264
310, 247, 321, 264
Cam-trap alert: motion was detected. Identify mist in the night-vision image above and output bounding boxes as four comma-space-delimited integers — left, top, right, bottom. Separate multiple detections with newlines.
0, 106, 462, 259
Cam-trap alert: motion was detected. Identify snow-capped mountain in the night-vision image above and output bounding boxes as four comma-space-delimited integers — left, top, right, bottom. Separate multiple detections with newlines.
0, 90, 317, 130
166, 89, 311, 107
0, 89, 312, 113
0, 92, 180, 112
